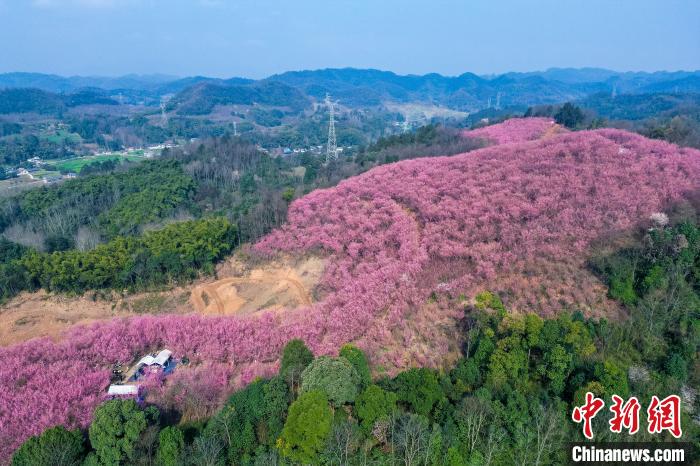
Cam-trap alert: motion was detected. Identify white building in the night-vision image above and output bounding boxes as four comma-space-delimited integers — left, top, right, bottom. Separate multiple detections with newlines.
107, 385, 139, 397
135, 349, 173, 371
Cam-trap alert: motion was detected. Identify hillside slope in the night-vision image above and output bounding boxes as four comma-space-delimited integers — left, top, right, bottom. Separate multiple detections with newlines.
0, 119, 698, 462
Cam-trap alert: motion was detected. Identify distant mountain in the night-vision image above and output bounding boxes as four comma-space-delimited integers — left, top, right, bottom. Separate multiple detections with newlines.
0, 87, 119, 114
170, 80, 309, 115
498, 68, 700, 85
67, 74, 178, 91
154, 76, 255, 95
0, 72, 178, 93
0, 88, 65, 114
639, 75, 700, 94
0, 73, 74, 93
1, 68, 699, 115
496, 67, 622, 84
266, 68, 588, 110
577, 92, 700, 121
0, 72, 256, 96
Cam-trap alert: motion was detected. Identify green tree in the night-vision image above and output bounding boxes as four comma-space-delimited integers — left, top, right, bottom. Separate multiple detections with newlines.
486, 336, 528, 392
665, 353, 688, 382
156, 427, 184, 466
354, 384, 397, 433
262, 376, 290, 446
594, 360, 629, 397
445, 447, 467, 466
451, 358, 481, 394
281, 187, 295, 203
339, 344, 372, 389
277, 390, 332, 464
554, 103, 585, 129
279, 339, 314, 389
205, 379, 267, 463
540, 344, 573, 395
300, 356, 361, 407
427, 424, 444, 466
11, 426, 84, 466
393, 368, 444, 417
88, 399, 150, 466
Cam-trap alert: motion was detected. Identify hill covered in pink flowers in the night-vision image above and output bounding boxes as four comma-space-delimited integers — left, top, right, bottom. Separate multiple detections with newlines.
1, 118, 699, 462
463, 116, 564, 144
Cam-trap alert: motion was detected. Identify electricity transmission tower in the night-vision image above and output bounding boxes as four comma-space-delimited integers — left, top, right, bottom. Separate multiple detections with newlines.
325, 93, 338, 163
160, 97, 168, 126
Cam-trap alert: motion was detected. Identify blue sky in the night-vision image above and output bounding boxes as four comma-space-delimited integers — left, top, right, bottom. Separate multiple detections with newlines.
0, 0, 698, 78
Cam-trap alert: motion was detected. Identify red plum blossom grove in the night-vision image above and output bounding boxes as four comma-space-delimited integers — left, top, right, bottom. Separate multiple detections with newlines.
1, 119, 699, 462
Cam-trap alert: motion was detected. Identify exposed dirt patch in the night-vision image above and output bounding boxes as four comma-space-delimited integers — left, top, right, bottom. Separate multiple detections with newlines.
190, 256, 324, 315
0, 288, 192, 346
0, 254, 325, 346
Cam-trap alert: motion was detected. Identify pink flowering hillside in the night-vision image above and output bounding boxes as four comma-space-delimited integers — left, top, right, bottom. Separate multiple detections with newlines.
1, 121, 699, 463
464, 116, 564, 145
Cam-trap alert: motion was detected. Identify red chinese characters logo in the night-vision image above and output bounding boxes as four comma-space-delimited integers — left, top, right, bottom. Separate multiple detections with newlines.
572, 393, 683, 439
572, 391, 605, 439
647, 395, 682, 438
609, 395, 640, 434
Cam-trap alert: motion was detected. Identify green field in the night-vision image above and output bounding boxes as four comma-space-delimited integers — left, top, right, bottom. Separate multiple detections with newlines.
50, 153, 145, 173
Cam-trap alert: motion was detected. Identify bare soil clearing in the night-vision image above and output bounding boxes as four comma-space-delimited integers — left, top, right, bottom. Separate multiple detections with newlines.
0, 289, 190, 346
0, 254, 324, 346
190, 256, 323, 315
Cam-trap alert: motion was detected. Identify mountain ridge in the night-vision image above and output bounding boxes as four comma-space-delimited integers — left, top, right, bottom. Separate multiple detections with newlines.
2, 67, 699, 114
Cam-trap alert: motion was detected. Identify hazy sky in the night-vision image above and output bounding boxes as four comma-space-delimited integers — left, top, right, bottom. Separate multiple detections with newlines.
0, 0, 698, 78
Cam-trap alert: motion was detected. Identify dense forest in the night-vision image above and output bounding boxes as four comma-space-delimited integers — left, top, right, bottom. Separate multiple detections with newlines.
11, 216, 699, 464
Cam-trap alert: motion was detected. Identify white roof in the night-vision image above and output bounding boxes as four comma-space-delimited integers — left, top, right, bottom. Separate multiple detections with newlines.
136, 349, 172, 368
154, 349, 172, 365
108, 385, 139, 396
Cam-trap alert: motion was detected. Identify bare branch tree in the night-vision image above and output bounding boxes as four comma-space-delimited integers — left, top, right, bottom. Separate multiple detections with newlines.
391, 413, 429, 466
457, 397, 490, 454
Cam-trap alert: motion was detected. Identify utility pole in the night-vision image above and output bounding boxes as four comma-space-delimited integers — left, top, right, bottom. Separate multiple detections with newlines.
325, 93, 337, 163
